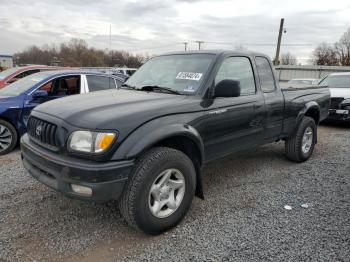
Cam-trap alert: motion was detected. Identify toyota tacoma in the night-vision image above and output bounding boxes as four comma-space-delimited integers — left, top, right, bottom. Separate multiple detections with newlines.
21, 51, 330, 234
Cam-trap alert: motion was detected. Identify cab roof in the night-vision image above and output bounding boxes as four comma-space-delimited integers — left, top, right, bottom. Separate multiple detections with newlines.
159, 49, 269, 58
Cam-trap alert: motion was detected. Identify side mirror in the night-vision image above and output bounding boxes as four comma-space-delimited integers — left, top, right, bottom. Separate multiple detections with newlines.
32, 90, 48, 99
214, 79, 241, 98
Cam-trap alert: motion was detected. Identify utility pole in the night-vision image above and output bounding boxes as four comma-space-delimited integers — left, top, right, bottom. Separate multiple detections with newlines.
195, 41, 204, 50
274, 18, 284, 65
183, 42, 188, 51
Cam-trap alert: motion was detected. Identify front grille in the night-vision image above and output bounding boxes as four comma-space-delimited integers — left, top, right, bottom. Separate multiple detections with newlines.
27, 117, 59, 147
330, 97, 344, 109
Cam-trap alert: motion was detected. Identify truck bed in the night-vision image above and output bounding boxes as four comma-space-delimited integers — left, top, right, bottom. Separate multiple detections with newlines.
281, 86, 330, 137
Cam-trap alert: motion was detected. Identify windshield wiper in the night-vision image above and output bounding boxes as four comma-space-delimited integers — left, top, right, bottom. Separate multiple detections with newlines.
140, 85, 182, 95
121, 83, 136, 89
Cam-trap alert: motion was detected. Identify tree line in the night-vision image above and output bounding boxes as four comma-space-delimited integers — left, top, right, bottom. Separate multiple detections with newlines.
14, 38, 146, 68
13, 27, 350, 67
278, 27, 350, 66
312, 27, 350, 66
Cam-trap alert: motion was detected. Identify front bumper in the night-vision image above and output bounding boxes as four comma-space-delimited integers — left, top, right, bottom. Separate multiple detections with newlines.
20, 134, 134, 202
327, 109, 350, 121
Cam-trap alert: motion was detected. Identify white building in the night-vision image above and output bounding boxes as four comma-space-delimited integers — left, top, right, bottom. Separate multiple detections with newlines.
0, 55, 13, 69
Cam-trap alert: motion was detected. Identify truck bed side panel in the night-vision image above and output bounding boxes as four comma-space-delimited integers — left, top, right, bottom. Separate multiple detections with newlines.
281, 87, 330, 137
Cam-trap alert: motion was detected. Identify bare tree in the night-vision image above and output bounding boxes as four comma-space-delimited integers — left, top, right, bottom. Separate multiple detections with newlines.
312, 42, 339, 66
280, 52, 297, 65
335, 28, 350, 66
14, 38, 145, 67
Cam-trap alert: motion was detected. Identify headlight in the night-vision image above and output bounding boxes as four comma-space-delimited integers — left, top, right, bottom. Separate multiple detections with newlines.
69, 131, 116, 153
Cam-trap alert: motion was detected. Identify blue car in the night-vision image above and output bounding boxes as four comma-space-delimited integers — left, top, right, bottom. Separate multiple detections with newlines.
0, 70, 124, 155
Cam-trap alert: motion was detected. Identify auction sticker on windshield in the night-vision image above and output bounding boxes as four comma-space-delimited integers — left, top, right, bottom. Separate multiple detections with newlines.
176, 72, 203, 81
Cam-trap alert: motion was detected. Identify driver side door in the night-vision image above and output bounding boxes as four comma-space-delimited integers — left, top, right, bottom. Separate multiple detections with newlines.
202, 56, 266, 161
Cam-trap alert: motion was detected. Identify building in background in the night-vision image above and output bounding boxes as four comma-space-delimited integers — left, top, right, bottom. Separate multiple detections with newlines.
0, 55, 13, 70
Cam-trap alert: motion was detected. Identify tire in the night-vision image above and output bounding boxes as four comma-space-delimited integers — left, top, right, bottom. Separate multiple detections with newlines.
0, 119, 18, 155
285, 116, 317, 162
119, 147, 196, 235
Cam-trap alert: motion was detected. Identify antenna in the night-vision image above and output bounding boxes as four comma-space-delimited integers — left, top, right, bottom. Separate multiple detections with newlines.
109, 24, 112, 71
109, 24, 112, 88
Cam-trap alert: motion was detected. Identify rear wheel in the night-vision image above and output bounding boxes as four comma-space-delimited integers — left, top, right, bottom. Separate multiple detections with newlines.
0, 120, 17, 155
285, 116, 316, 162
119, 147, 196, 235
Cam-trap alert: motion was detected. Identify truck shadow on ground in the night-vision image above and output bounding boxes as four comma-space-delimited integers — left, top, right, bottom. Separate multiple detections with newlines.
320, 120, 350, 128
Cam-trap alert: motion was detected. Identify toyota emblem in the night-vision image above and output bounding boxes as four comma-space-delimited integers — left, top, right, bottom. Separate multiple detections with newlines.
36, 125, 42, 136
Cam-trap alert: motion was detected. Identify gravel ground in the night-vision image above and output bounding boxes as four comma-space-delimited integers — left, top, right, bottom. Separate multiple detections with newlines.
0, 123, 349, 262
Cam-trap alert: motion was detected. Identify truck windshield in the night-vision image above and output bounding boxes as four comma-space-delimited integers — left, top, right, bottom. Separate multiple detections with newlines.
0, 74, 47, 96
319, 75, 350, 88
124, 54, 214, 95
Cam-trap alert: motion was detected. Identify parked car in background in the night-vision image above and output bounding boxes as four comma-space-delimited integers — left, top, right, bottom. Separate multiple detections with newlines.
112, 72, 130, 82
21, 50, 329, 234
0, 65, 65, 89
318, 72, 350, 122
113, 67, 137, 76
282, 78, 320, 88
0, 70, 125, 155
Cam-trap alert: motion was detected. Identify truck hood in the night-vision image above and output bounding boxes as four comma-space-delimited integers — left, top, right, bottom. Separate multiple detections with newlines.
33, 89, 200, 130
329, 88, 350, 99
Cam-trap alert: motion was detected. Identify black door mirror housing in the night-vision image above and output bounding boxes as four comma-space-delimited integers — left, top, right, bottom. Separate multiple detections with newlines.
214, 79, 241, 98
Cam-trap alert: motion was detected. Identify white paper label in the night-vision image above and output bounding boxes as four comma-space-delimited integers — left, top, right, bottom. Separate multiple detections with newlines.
176, 72, 203, 81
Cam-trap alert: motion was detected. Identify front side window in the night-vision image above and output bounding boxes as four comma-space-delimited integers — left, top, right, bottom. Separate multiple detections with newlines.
86, 75, 117, 92
39, 75, 80, 96
215, 56, 256, 95
255, 56, 276, 92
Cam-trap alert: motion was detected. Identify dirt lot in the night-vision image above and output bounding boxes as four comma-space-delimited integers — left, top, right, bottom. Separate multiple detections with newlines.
0, 123, 349, 262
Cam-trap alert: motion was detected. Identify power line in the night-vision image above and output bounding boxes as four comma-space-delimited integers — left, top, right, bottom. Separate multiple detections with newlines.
130, 43, 183, 52
122, 40, 321, 54
206, 41, 315, 47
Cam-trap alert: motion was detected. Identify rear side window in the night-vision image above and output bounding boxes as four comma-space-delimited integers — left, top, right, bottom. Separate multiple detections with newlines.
86, 75, 117, 92
15, 69, 40, 79
215, 57, 256, 95
255, 57, 276, 92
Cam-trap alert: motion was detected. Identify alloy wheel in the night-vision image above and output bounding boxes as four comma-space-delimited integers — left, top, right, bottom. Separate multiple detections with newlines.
0, 124, 12, 153
148, 168, 186, 218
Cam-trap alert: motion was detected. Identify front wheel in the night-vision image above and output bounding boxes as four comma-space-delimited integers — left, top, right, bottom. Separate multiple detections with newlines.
0, 120, 18, 155
119, 147, 196, 235
285, 116, 317, 162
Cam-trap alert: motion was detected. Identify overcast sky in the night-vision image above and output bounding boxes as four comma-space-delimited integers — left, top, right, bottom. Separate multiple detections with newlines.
1, 0, 350, 62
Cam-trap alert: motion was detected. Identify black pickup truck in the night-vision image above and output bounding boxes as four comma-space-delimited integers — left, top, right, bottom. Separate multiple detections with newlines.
21, 51, 330, 234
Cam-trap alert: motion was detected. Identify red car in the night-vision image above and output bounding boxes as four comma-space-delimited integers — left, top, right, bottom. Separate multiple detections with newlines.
0, 65, 64, 88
